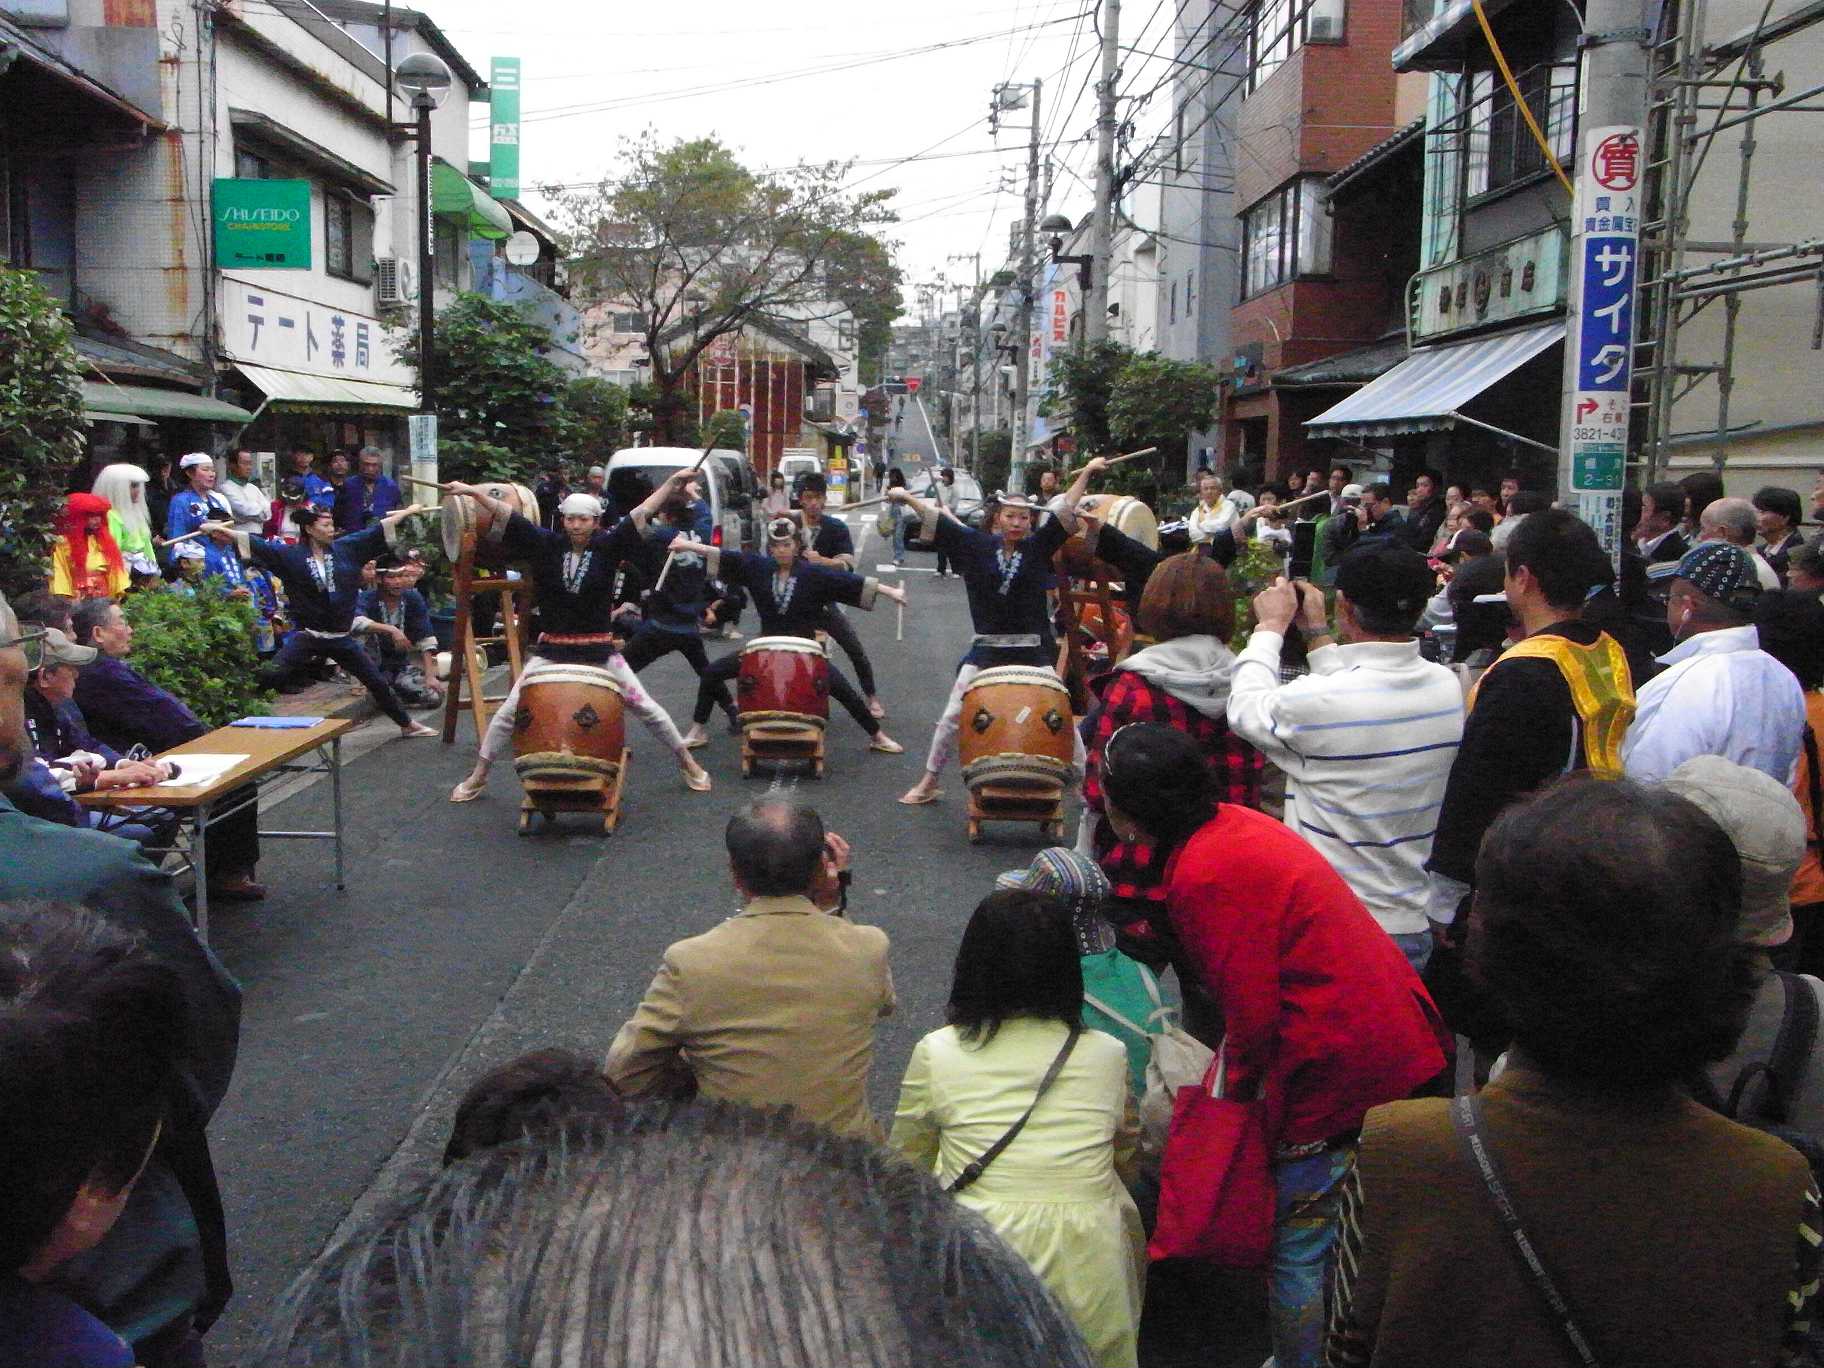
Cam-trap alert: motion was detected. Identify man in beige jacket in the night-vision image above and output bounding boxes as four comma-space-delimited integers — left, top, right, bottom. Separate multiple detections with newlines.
604, 800, 895, 1139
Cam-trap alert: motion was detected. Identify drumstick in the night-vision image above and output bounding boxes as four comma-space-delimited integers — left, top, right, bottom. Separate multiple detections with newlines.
1065, 446, 1158, 478
896, 589, 905, 642
398, 474, 452, 493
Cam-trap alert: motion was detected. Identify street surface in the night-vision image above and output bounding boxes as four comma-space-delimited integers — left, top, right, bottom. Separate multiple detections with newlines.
203, 510, 1264, 1366
883, 392, 944, 475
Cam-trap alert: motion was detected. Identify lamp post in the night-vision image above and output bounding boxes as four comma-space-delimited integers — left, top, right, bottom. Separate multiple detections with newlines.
393, 52, 452, 416
1041, 213, 1095, 334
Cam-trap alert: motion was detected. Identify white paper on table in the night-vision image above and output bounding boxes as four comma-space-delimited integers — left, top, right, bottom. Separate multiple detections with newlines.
157, 754, 252, 788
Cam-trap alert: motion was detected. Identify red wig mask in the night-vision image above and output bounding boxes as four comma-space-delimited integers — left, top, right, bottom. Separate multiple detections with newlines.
61, 492, 125, 580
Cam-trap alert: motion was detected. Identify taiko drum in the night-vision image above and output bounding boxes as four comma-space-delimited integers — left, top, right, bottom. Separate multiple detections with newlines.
737, 636, 830, 730
511, 661, 626, 786
1056, 493, 1160, 580
959, 666, 1074, 793
442, 482, 541, 565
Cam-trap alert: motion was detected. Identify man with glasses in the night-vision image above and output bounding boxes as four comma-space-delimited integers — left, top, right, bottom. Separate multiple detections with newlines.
0, 591, 241, 1367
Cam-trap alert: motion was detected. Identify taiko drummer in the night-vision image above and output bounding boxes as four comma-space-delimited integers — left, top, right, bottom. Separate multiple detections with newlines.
668, 516, 908, 755
447, 477, 712, 803
888, 456, 1108, 805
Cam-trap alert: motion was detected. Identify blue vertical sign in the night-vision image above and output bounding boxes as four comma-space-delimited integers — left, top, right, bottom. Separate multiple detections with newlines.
1567, 125, 1642, 557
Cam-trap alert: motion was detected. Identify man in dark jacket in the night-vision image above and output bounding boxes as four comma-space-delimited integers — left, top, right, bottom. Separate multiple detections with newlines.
0, 591, 240, 1366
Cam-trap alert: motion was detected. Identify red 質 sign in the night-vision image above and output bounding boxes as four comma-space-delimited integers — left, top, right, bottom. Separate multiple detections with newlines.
1591, 132, 1639, 191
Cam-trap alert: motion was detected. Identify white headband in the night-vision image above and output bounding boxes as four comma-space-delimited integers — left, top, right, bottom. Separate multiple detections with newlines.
179, 452, 213, 470
558, 493, 603, 518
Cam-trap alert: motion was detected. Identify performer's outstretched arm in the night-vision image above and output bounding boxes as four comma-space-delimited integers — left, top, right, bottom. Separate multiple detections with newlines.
1054, 455, 1109, 530
628, 468, 698, 530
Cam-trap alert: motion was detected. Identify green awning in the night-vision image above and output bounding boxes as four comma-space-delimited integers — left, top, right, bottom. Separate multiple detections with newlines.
81, 382, 255, 424
432, 162, 511, 240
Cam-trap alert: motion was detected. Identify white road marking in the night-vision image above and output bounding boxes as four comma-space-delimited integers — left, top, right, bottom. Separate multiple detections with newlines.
877, 564, 936, 574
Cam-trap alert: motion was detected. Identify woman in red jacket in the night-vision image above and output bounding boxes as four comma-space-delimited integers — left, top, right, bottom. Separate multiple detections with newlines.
1099, 722, 1449, 1368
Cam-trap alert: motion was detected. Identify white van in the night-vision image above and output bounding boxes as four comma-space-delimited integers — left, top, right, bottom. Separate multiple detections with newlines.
604, 447, 743, 550
778, 450, 823, 505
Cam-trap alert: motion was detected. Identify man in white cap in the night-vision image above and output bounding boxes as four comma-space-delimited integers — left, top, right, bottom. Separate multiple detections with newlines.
888, 461, 1104, 805
1666, 756, 1824, 1132
446, 476, 712, 803
1622, 541, 1805, 784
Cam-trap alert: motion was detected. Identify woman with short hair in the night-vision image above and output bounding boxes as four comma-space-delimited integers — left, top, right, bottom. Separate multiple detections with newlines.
890, 889, 1144, 1368
1325, 777, 1819, 1368
1098, 723, 1447, 1368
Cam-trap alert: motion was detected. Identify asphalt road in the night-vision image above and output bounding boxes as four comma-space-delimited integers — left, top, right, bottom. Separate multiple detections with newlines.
202, 512, 1265, 1365
883, 392, 943, 475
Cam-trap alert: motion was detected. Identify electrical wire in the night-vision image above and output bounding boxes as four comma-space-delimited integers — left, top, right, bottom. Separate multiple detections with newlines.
1469, 0, 1571, 195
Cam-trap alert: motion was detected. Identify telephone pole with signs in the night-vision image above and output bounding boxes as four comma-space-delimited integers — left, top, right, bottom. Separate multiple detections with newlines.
1557, 2, 1652, 564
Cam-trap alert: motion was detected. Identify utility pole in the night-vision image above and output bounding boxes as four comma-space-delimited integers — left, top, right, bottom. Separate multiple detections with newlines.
996, 77, 1041, 494
949, 250, 983, 471
1087, 0, 1121, 344
1557, 0, 1653, 563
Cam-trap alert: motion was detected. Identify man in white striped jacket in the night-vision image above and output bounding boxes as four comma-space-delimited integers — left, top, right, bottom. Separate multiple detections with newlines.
1226, 543, 1465, 973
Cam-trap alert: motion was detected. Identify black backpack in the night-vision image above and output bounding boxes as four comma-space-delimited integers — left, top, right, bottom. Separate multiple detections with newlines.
1692, 969, 1824, 1190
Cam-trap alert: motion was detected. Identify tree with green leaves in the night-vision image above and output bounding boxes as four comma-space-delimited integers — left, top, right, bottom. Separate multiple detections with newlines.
1040, 338, 1130, 457
560, 376, 631, 463
395, 293, 570, 485
553, 133, 897, 445
1107, 353, 1223, 494
819, 229, 904, 385
0, 268, 87, 596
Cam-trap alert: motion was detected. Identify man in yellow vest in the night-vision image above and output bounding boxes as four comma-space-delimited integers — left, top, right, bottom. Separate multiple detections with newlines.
1423, 509, 1635, 1048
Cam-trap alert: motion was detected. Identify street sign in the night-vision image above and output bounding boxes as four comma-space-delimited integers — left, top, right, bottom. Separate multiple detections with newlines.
906, 377, 922, 394
213, 179, 311, 270
1566, 124, 1641, 554
410, 414, 438, 463
490, 58, 521, 201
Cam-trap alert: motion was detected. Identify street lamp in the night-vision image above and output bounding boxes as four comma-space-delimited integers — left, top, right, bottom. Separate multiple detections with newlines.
1041, 212, 1094, 295
394, 51, 452, 415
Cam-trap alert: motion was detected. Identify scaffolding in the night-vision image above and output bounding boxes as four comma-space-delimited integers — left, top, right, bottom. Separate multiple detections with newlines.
1636, 0, 1824, 479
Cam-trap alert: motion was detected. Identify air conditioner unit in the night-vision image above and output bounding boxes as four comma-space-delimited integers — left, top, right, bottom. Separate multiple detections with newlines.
374, 257, 406, 308
1308, 14, 1338, 38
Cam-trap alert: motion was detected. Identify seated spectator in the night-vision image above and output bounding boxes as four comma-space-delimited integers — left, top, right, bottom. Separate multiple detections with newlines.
1489, 489, 1551, 552
1326, 777, 1817, 1368
23, 628, 175, 845
1664, 757, 1824, 1134
0, 591, 240, 1365
51, 494, 130, 601
995, 848, 1162, 1103
70, 598, 266, 901
1099, 723, 1448, 1368
443, 1049, 625, 1165
264, 477, 312, 540
356, 558, 442, 709
1697, 496, 1781, 589
1789, 539, 1824, 596
1621, 542, 1805, 784
604, 801, 893, 1139
0, 902, 188, 1368
890, 889, 1143, 1368
1679, 469, 1727, 540
333, 447, 403, 532
251, 1100, 1098, 1368
168, 541, 209, 596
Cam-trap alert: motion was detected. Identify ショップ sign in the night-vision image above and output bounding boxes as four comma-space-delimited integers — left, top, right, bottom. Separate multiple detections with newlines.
213, 179, 312, 270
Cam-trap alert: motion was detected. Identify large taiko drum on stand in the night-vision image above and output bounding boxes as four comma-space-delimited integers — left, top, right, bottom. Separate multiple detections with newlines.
511, 661, 626, 786
959, 666, 1075, 793
442, 483, 541, 566
1056, 494, 1159, 580
737, 637, 830, 731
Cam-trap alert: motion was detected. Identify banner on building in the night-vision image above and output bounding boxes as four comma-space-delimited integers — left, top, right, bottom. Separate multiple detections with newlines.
490, 58, 521, 201
1567, 124, 1641, 555
213, 179, 311, 270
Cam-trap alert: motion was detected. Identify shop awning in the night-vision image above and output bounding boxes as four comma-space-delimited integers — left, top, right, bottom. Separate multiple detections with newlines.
234, 363, 419, 413
1303, 321, 1564, 439
432, 162, 511, 240
83, 410, 157, 427
81, 382, 256, 424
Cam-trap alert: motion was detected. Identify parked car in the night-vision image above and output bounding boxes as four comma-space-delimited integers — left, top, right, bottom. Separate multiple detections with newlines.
605, 447, 741, 551
904, 470, 987, 550
708, 451, 760, 549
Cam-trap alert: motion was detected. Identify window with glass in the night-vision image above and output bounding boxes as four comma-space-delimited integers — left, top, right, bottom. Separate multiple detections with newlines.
434, 219, 461, 287
324, 194, 374, 284
234, 149, 271, 180
1462, 62, 1577, 199
1240, 178, 1333, 299
1248, 0, 1344, 93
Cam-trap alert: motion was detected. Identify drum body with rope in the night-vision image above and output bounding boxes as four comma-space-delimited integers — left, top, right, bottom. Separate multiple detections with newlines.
511, 661, 627, 788
959, 666, 1075, 793
442, 483, 541, 566
1056, 494, 1159, 579
737, 636, 830, 731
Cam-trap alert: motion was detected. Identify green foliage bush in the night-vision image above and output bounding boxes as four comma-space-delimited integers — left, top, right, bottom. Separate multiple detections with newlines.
0, 268, 87, 596
122, 585, 273, 728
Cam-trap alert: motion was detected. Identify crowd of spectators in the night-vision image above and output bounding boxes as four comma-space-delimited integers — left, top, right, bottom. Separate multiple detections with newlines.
8, 455, 1824, 1368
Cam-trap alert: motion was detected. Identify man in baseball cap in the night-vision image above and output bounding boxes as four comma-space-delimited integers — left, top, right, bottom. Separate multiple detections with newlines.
1622, 541, 1806, 784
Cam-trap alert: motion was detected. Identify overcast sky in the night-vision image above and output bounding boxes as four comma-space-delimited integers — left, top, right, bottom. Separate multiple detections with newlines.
426, 0, 1173, 314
